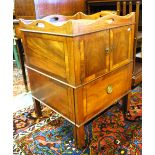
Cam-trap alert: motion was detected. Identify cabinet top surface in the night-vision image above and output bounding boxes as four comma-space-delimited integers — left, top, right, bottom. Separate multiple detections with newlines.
19, 11, 135, 37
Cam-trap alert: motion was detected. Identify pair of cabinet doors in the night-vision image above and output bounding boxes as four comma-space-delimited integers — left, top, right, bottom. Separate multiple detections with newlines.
82, 25, 134, 82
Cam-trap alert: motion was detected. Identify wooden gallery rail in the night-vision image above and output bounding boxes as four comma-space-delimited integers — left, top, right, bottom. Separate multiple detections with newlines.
19, 11, 135, 148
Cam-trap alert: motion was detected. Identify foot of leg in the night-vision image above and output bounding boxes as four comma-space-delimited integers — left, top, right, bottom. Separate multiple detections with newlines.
33, 98, 42, 117
122, 92, 132, 121
74, 125, 85, 148
122, 93, 130, 115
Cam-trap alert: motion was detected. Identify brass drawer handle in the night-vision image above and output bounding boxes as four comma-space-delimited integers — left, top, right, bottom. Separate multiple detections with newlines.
106, 85, 113, 94
105, 47, 110, 54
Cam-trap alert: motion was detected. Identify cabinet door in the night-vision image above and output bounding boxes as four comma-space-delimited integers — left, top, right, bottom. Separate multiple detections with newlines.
110, 25, 134, 70
81, 30, 110, 83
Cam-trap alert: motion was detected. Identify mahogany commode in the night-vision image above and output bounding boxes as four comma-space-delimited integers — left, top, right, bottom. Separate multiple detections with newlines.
19, 11, 135, 147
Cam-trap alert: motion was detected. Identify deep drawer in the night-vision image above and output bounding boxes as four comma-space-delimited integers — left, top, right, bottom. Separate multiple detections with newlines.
82, 63, 132, 122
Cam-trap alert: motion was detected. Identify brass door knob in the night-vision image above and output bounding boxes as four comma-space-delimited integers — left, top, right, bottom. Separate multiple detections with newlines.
106, 85, 113, 94
105, 47, 110, 54
127, 27, 131, 31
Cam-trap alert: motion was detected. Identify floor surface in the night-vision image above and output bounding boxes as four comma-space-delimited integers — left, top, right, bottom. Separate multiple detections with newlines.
13, 92, 33, 112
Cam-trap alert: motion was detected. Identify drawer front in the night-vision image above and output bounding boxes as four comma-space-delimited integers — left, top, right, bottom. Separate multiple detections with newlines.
83, 63, 132, 120
27, 68, 75, 122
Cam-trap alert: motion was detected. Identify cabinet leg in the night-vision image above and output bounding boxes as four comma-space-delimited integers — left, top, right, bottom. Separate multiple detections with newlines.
74, 125, 85, 148
15, 39, 29, 92
33, 98, 42, 117
122, 92, 131, 115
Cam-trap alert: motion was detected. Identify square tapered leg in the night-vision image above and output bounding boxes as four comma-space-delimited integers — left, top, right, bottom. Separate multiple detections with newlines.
74, 125, 85, 148
33, 98, 42, 117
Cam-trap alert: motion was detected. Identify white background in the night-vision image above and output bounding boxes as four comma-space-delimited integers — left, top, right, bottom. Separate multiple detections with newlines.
0, 0, 155, 154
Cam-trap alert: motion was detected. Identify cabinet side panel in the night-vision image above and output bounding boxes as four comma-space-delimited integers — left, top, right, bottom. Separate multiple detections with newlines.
23, 32, 68, 82
27, 68, 75, 122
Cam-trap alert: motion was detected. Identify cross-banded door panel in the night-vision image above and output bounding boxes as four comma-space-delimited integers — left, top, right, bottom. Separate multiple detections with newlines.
81, 30, 110, 83
110, 25, 134, 70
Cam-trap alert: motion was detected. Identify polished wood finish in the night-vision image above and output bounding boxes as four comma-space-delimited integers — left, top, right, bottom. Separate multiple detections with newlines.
74, 63, 133, 125
86, 1, 142, 115
33, 98, 42, 117
14, 0, 86, 94
24, 33, 69, 83
109, 25, 134, 70
118, 1, 142, 114
14, 0, 86, 19
82, 31, 109, 79
86, 0, 142, 75
74, 125, 85, 148
20, 12, 135, 148
42, 11, 117, 21
19, 12, 135, 36
87, 0, 142, 30
119, 1, 142, 115
14, 0, 36, 19
27, 68, 75, 122
20, 12, 135, 87
85, 64, 132, 118
14, 11, 117, 37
